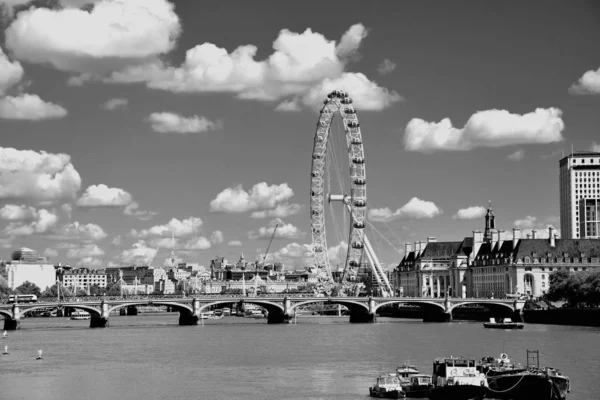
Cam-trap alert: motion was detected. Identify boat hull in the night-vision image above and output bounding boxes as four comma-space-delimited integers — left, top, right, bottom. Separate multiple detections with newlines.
402, 385, 431, 398
483, 323, 524, 329
369, 387, 405, 399
487, 374, 570, 400
428, 384, 488, 400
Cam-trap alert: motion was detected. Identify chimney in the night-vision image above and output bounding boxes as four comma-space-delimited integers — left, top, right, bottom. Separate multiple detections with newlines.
498, 229, 506, 248
491, 229, 499, 248
420, 241, 427, 255
405, 242, 413, 255
531, 229, 537, 239
473, 230, 484, 257
427, 237, 437, 244
549, 227, 556, 247
512, 228, 521, 248
414, 241, 420, 257
526, 233, 531, 239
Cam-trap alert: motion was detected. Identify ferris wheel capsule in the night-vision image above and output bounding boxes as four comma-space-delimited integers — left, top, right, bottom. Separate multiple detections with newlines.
347, 121, 359, 128
341, 98, 353, 104
351, 242, 364, 249
350, 138, 362, 145
353, 221, 365, 229
352, 157, 365, 164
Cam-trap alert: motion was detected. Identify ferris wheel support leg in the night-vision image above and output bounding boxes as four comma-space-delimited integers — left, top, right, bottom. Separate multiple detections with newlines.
363, 235, 393, 297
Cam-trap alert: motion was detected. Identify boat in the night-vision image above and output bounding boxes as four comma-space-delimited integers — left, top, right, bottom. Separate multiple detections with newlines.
395, 362, 432, 397
369, 373, 405, 398
481, 350, 570, 400
483, 317, 524, 329
245, 309, 266, 318
36, 350, 43, 360
70, 310, 91, 320
429, 356, 489, 400
222, 308, 231, 316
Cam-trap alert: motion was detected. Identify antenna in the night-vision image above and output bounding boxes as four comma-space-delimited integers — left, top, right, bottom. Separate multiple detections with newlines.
572, 143, 574, 155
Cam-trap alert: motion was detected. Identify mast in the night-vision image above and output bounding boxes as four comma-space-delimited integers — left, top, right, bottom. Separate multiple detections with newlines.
255, 223, 279, 295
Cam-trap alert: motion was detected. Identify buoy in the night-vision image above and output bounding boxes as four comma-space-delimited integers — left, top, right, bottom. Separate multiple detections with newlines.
2, 330, 6, 338
36, 349, 43, 360
3, 345, 8, 355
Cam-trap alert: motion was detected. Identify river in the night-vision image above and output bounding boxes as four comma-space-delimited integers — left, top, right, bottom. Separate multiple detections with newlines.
0, 314, 597, 400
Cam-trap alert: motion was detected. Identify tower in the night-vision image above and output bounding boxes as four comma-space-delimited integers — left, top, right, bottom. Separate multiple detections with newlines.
484, 201, 495, 242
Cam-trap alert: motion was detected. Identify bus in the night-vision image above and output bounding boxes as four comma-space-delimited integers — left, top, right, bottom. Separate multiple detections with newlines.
7, 294, 38, 303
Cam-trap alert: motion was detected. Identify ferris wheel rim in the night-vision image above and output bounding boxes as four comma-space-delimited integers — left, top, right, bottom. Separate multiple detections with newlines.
309, 90, 367, 282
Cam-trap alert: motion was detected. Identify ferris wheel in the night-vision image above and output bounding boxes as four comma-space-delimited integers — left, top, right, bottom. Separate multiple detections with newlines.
309, 90, 393, 296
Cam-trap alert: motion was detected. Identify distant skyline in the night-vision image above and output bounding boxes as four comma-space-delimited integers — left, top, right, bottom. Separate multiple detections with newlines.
1, 0, 600, 270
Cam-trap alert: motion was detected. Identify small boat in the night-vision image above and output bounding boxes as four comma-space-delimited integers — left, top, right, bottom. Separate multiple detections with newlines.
403, 374, 433, 398
70, 310, 91, 320
36, 350, 43, 360
484, 317, 524, 329
222, 308, 231, 316
245, 309, 266, 318
3, 345, 8, 355
482, 350, 570, 400
429, 356, 488, 400
2, 330, 6, 339
369, 373, 405, 398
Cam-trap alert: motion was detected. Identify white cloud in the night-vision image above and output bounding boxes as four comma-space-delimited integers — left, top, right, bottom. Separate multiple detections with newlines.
181, 236, 212, 251
0, 147, 81, 202
2, 207, 58, 236
123, 201, 156, 220
250, 203, 302, 219
514, 216, 538, 230
0, 45, 24, 95
101, 97, 128, 110
131, 216, 202, 238
147, 112, 222, 133
507, 148, 525, 162
4, 0, 181, 75
369, 198, 442, 222
513, 216, 560, 239
120, 240, 157, 264
111, 235, 122, 246
76, 257, 103, 267
266, 242, 313, 268
210, 182, 294, 213
228, 240, 242, 247
55, 221, 107, 241
377, 59, 396, 75
107, 23, 399, 111
61, 203, 73, 219
404, 108, 565, 153
452, 206, 486, 220
248, 218, 305, 240
76, 184, 133, 207
210, 230, 223, 245
67, 243, 104, 258
569, 68, 600, 95
275, 99, 301, 112
0, 204, 37, 220
43, 248, 58, 258
0, 93, 67, 120
591, 142, 600, 152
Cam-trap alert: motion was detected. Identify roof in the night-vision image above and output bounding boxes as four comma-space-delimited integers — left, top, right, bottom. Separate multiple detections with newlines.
419, 242, 462, 259
456, 237, 473, 257
514, 239, 600, 259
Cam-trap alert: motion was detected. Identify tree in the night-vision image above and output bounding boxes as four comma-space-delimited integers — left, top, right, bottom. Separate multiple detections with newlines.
106, 282, 122, 296
41, 284, 73, 299
0, 275, 12, 297
15, 281, 42, 296
546, 269, 571, 302
88, 284, 105, 296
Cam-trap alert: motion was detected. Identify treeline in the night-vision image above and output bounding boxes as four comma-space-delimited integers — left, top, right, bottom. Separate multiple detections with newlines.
0, 280, 123, 298
546, 269, 600, 307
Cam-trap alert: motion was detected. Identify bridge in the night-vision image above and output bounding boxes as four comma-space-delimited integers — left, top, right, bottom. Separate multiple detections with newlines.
0, 296, 526, 330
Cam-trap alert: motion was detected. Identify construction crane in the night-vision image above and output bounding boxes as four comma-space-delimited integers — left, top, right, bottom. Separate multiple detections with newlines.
146, 246, 160, 267
254, 223, 279, 295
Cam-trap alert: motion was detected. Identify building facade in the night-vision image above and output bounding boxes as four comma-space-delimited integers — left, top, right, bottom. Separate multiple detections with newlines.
4, 248, 56, 290
559, 151, 600, 239
578, 198, 600, 239
62, 268, 107, 290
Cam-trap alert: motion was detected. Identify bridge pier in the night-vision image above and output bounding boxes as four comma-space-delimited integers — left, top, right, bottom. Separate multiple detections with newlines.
90, 300, 110, 328
179, 298, 201, 326
349, 297, 376, 323
4, 304, 21, 330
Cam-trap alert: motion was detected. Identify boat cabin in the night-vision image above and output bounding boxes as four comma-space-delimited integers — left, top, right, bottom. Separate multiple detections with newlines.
396, 363, 420, 383
376, 374, 401, 386
432, 357, 487, 388
410, 374, 433, 386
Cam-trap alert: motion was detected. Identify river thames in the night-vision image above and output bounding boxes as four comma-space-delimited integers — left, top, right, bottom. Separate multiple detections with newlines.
0, 315, 598, 400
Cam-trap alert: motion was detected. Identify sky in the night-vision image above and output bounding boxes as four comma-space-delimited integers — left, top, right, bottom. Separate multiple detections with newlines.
0, 0, 600, 271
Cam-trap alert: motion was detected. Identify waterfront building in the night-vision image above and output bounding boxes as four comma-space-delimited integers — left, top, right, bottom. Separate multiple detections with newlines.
62, 268, 107, 290
141, 267, 167, 285
4, 247, 56, 290
105, 265, 151, 284
559, 151, 600, 239
578, 198, 600, 238
154, 278, 175, 294
167, 268, 191, 281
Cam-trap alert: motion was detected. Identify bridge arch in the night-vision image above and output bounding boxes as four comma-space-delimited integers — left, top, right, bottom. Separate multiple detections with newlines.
107, 301, 193, 315
290, 299, 369, 313
20, 304, 102, 318
373, 300, 446, 313
0, 309, 13, 319
448, 301, 515, 314
199, 299, 284, 314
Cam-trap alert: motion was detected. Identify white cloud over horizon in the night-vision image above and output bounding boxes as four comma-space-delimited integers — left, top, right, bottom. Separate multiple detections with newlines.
210, 182, 295, 214
569, 67, 600, 95
369, 198, 442, 222
147, 112, 222, 133
404, 108, 565, 153
452, 206, 486, 220
248, 218, 305, 240
507, 149, 525, 162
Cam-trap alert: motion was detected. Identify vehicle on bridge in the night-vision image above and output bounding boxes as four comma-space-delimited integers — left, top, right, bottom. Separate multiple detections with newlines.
8, 295, 37, 303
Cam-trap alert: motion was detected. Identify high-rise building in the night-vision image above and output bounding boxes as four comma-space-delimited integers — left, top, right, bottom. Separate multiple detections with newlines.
559, 151, 600, 239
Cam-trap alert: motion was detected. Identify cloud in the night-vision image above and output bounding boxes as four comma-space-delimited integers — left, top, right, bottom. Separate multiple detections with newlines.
507, 148, 525, 162
248, 218, 305, 240
275, 99, 301, 112
43, 248, 58, 258
0, 93, 67, 120
0, 146, 81, 202
0, 45, 24, 95
453, 206, 486, 220
591, 142, 600, 152
123, 201, 156, 220
131, 216, 202, 238
569, 67, 600, 95
1, 207, 58, 236
107, 23, 400, 111
67, 243, 105, 259
111, 235, 122, 246
266, 242, 313, 268
377, 59, 396, 75
210, 230, 223, 245
404, 108, 565, 153
369, 197, 442, 222
120, 240, 157, 264
53, 221, 107, 241
228, 240, 242, 247
513, 216, 560, 239
147, 112, 222, 133
250, 203, 302, 219
101, 97, 128, 110
76, 257, 103, 267
76, 184, 133, 207
4, 0, 181, 76
210, 182, 294, 213
514, 216, 538, 230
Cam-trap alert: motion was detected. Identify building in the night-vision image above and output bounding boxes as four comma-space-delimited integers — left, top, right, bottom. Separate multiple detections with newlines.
578, 198, 600, 239
394, 205, 600, 299
4, 247, 56, 290
61, 268, 107, 290
559, 151, 600, 239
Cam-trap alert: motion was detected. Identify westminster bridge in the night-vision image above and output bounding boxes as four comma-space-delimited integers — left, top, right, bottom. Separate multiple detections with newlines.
0, 295, 526, 330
